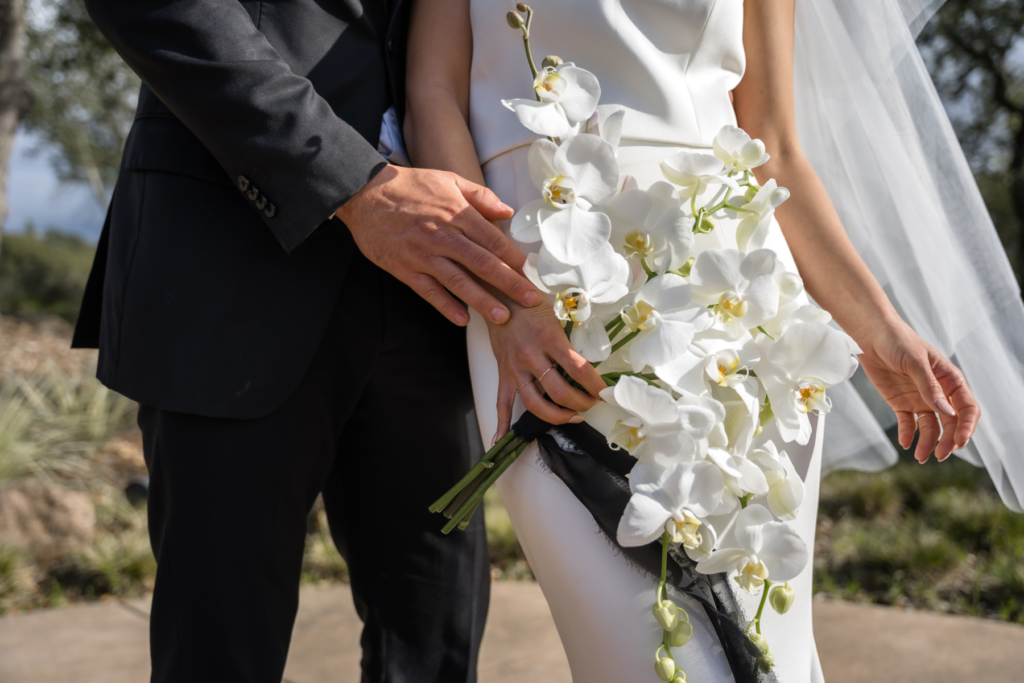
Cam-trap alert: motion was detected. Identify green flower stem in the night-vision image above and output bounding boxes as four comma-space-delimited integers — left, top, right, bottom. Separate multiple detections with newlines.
658, 531, 670, 607
690, 195, 698, 216
604, 317, 622, 332
607, 319, 626, 342
754, 580, 773, 634
564, 319, 574, 338
442, 440, 529, 534
428, 430, 518, 513
756, 325, 775, 340
611, 328, 641, 354
641, 257, 657, 280
457, 497, 483, 531
519, 8, 539, 80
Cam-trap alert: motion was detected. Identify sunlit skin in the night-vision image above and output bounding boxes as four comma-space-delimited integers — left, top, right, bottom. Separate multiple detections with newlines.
404, 0, 980, 461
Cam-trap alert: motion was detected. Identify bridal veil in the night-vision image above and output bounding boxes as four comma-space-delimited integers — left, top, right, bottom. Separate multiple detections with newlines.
793, 0, 1024, 511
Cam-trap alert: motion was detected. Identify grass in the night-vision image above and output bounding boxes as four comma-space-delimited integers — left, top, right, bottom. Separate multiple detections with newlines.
815, 449, 1024, 622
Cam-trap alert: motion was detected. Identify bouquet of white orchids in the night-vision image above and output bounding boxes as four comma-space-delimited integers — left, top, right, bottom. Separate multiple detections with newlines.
430, 5, 862, 681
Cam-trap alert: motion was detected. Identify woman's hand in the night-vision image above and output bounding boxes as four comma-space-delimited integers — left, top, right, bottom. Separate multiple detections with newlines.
488, 302, 608, 444
855, 316, 980, 463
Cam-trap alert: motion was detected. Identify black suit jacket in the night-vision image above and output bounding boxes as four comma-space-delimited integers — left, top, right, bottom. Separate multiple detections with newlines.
73, 0, 410, 419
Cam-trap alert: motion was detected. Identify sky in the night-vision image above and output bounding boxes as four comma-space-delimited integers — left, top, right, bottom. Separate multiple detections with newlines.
4, 129, 108, 243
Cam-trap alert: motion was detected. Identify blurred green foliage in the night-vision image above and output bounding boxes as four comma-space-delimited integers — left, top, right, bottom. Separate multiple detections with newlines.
816, 452, 1024, 623
0, 223, 94, 322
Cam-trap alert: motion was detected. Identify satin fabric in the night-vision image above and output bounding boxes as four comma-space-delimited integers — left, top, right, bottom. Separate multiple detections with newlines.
468, 142, 827, 682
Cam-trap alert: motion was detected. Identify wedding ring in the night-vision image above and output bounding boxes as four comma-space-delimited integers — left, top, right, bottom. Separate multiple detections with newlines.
536, 363, 557, 384
516, 379, 533, 394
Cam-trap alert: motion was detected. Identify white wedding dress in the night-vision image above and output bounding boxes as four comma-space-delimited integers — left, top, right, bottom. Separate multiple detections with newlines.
464, 1, 826, 681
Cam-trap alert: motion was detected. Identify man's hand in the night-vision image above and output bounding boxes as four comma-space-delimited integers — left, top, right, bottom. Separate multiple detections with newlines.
336, 165, 542, 326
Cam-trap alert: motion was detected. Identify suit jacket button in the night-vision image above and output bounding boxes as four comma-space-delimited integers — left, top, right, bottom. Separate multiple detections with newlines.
264, 203, 276, 219
247, 186, 259, 201
255, 195, 268, 211
237, 175, 249, 192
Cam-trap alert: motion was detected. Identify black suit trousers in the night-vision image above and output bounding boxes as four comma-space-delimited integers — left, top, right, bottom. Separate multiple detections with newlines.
138, 252, 490, 683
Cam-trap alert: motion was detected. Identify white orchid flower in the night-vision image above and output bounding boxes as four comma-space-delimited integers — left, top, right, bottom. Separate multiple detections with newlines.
660, 150, 740, 200
713, 125, 770, 172
754, 321, 861, 445
695, 504, 808, 593
748, 441, 805, 521
502, 63, 601, 138
617, 461, 725, 548
758, 265, 807, 339
511, 136, 619, 265
620, 274, 714, 372
581, 106, 626, 150
530, 244, 631, 326
583, 375, 717, 469
604, 182, 694, 272
706, 447, 769, 500
727, 179, 790, 252
689, 249, 780, 339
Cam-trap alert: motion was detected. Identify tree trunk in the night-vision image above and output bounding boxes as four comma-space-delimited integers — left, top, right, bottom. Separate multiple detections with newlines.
0, 0, 28, 257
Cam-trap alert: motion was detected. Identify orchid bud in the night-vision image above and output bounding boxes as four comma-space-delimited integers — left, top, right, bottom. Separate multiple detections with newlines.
667, 619, 693, 647
655, 657, 677, 682
506, 11, 525, 29
516, 3, 531, 12
542, 55, 564, 69
757, 653, 775, 674
677, 257, 695, 278
769, 583, 795, 615
652, 600, 680, 631
672, 675, 687, 683
748, 632, 769, 655
695, 215, 715, 234
744, 185, 759, 202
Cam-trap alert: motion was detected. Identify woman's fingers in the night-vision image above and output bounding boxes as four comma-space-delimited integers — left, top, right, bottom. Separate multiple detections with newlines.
935, 409, 959, 462
914, 412, 941, 463
896, 410, 917, 450
493, 373, 516, 446
933, 355, 980, 449
517, 369, 581, 425
536, 365, 598, 413
552, 341, 608, 398
908, 353, 956, 417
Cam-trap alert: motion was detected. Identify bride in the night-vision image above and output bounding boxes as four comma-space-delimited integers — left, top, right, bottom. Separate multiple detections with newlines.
403, 0, 985, 680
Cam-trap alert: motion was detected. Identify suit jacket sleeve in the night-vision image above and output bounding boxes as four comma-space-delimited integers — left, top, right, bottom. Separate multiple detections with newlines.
84, 0, 388, 253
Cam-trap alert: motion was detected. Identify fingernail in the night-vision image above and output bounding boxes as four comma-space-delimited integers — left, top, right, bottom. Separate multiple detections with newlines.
524, 291, 541, 307
498, 202, 514, 213
492, 307, 509, 323
491, 432, 498, 447
936, 398, 956, 417
569, 415, 585, 424
455, 312, 469, 325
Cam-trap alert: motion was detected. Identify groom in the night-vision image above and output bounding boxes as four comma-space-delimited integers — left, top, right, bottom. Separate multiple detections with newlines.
72, 1, 541, 681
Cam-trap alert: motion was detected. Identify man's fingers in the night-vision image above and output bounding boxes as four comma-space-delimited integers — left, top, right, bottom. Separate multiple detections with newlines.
915, 412, 940, 463
405, 273, 469, 326
429, 258, 510, 324
518, 378, 579, 425
453, 174, 515, 221
441, 232, 540, 310
553, 344, 607, 398
454, 209, 529, 273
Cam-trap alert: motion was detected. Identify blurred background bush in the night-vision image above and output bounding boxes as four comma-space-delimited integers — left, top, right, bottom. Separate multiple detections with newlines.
0, 0, 1021, 622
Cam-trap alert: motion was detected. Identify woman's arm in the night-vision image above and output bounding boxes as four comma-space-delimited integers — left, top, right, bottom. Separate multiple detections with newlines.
405, 0, 607, 441
735, 0, 979, 462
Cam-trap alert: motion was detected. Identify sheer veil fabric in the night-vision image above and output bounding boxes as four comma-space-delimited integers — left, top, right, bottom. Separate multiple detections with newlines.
795, 0, 1024, 511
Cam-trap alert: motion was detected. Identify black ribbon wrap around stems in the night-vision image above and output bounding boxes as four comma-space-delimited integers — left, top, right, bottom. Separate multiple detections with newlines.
510, 411, 779, 683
